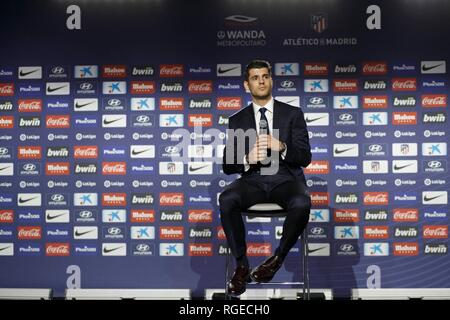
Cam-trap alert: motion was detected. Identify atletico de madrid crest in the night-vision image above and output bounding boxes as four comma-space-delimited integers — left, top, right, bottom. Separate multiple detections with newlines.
311, 12, 328, 33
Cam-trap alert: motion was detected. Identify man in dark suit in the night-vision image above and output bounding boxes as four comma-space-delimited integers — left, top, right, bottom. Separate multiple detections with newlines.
219, 60, 312, 297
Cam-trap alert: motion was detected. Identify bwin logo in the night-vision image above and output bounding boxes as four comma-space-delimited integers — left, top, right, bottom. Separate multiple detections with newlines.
0, 147, 8, 155
108, 227, 122, 235
80, 83, 93, 90
339, 113, 353, 121
51, 194, 65, 202
369, 144, 383, 152
23, 163, 36, 171
311, 227, 325, 235
427, 161, 442, 169
51, 66, 65, 74
309, 97, 323, 104
137, 244, 150, 252
79, 210, 93, 218
107, 99, 122, 107
340, 244, 354, 252
281, 80, 294, 88
136, 115, 150, 123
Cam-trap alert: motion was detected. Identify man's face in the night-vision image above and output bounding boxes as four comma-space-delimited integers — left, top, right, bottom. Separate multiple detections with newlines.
244, 67, 273, 100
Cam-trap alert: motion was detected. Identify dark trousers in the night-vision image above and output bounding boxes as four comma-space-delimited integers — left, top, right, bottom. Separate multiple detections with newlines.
219, 174, 311, 266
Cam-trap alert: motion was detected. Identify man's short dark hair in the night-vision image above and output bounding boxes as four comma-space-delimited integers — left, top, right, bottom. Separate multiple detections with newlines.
244, 59, 272, 81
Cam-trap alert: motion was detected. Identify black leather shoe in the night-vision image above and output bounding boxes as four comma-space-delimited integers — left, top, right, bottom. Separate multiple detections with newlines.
227, 265, 251, 297
250, 255, 283, 283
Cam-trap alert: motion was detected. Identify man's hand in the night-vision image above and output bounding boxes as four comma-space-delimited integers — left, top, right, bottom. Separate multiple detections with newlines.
246, 135, 286, 164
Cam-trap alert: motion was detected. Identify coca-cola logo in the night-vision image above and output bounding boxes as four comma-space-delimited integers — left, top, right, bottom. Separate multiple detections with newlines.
46, 243, 70, 256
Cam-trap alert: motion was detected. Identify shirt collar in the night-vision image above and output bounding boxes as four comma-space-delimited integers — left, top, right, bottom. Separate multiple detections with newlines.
252, 97, 274, 116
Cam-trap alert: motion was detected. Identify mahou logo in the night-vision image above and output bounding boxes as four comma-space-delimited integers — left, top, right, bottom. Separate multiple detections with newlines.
74, 146, 98, 159
18, 99, 42, 112
18, 146, 42, 159
393, 208, 419, 222
363, 192, 388, 205
394, 242, 419, 256
189, 244, 213, 256
247, 243, 271, 256
188, 81, 213, 94
0, 210, 13, 223
217, 97, 241, 110
364, 226, 389, 239
392, 78, 417, 91
304, 160, 329, 174
333, 79, 358, 92
17, 226, 42, 240
159, 97, 184, 110
392, 112, 417, 125
362, 62, 388, 75
334, 209, 359, 222
45, 162, 70, 175
102, 162, 126, 175
130, 81, 155, 94
130, 210, 155, 223
188, 209, 213, 223
421, 94, 447, 107
304, 63, 328, 76
160, 226, 184, 240
159, 64, 184, 77
160, 193, 184, 206
102, 65, 127, 78
0, 116, 14, 129
310, 192, 329, 206
46, 243, 70, 256
188, 114, 213, 127
46, 115, 70, 128
363, 96, 388, 108
423, 226, 448, 239
102, 193, 126, 206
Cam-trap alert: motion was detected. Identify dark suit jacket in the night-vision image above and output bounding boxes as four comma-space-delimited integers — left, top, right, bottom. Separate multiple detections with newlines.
222, 100, 311, 180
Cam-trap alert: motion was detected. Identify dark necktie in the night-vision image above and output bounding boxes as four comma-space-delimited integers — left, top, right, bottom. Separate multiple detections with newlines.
259, 108, 270, 135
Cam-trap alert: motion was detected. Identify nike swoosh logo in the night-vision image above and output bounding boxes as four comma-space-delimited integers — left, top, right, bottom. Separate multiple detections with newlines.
103, 117, 123, 125
47, 85, 67, 93
19, 69, 39, 77
18, 196, 38, 204
0, 166, 11, 171
394, 164, 413, 171
423, 194, 444, 202
75, 230, 94, 237
305, 116, 326, 123
308, 246, 327, 254
103, 246, 123, 253
132, 148, 151, 156
218, 66, 238, 74
46, 213, 67, 220
189, 165, 209, 172
75, 101, 95, 109
422, 63, 444, 72
0, 246, 11, 252
334, 147, 354, 154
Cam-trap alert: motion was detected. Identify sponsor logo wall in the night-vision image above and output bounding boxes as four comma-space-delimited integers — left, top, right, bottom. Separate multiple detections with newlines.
0, 0, 449, 297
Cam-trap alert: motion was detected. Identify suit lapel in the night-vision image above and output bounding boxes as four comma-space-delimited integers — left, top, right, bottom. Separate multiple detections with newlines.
272, 100, 287, 141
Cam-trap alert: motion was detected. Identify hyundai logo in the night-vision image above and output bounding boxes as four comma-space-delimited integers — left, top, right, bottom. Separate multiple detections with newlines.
108, 227, 122, 235
310, 227, 324, 235
79, 210, 93, 218
0, 147, 8, 155
309, 97, 323, 104
428, 160, 442, 168
136, 244, 150, 251
165, 146, 180, 153
23, 163, 36, 171
339, 113, 353, 121
51, 66, 65, 74
339, 244, 354, 252
51, 194, 65, 202
136, 115, 150, 123
80, 83, 93, 90
108, 99, 122, 107
369, 144, 382, 152
280, 80, 294, 88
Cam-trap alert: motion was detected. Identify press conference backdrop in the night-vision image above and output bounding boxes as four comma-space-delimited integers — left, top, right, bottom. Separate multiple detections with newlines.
0, 0, 449, 298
